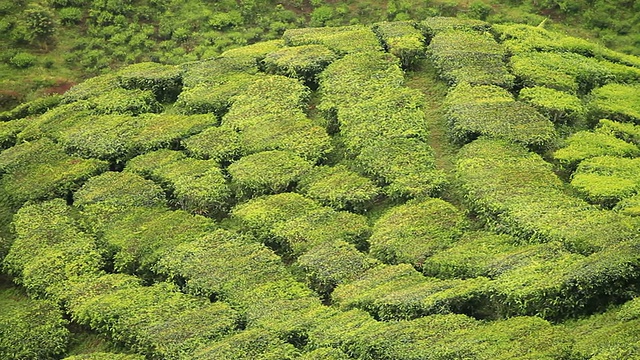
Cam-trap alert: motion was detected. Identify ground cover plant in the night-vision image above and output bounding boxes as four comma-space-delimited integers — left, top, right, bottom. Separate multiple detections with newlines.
2, 15, 640, 360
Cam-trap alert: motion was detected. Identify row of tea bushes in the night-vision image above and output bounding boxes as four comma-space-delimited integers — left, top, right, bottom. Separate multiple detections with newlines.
282, 25, 382, 56
444, 82, 556, 147
318, 49, 446, 198
372, 21, 426, 69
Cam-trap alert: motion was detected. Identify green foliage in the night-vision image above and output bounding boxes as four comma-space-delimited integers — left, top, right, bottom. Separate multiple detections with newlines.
192, 328, 300, 360
332, 264, 491, 320
0, 118, 28, 150
297, 165, 380, 211
300, 347, 350, 360
126, 150, 230, 215
571, 156, 640, 207
589, 83, 640, 123
61, 74, 120, 103
369, 198, 465, 268
356, 137, 447, 199
228, 150, 312, 198
282, 25, 382, 55
0, 290, 69, 359
90, 88, 162, 115
263, 45, 337, 83
180, 57, 260, 88
175, 73, 258, 116
271, 207, 371, 256
182, 125, 243, 163
116, 62, 183, 102
63, 353, 145, 360
219, 40, 284, 68
0, 139, 108, 206
295, 240, 379, 296
231, 192, 321, 241
99, 207, 215, 277
223, 75, 331, 162
427, 29, 514, 87
597, 119, 640, 145
60, 113, 215, 162
4, 199, 103, 300
445, 82, 556, 147
9, 51, 37, 68
419, 16, 491, 38
553, 131, 640, 167
519, 86, 586, 124
457, 138, 638, 254
373, 21, 425, 68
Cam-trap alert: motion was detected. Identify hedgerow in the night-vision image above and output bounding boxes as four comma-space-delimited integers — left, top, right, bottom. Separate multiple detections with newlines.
63, 354, 145, 360
90, 88, 162, 115
180, 57, 260, 88
589, 83, 640, 123
419, 17, 491, 38
126, 150, 231, 215
263, 45, 337, 83
116, 62, 183, 103
297, 165, 380, 211
597, 119, 640, 145
571, 156, 640, 207
282, 25, 382, 55
519, 86, 586, 124
457, 138, 638, 254
445, 83, 556, 147
553, 131, 640, 167
0, 290, 69, 360
219, 40, 284, 69
174, 73, 258, 116
369, 198, 465, 268
182, 125, 243, 163
372, 21, 425, 68
0, 94, 62, 121
192, 328, 300, 360
228, 150, 312, 198
61, 74, 120, 103
427, 29, 514, 87
0, 118, 28, 150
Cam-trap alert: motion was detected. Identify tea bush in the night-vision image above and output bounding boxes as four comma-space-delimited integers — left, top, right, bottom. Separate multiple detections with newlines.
90, 88, 162, 115
182, 125, 244, 163
589, 83, 640, 123
597, 119, 640, 145
519, 86, 586, 124
553, 131, 640, 167
419, 16, 490, 38
174, 73, 258, 116
263, 44, 337, 83
372, 21, 425, 68
116, 62, 183, 102
571, 156, 640, 207
282, 25, 382, 55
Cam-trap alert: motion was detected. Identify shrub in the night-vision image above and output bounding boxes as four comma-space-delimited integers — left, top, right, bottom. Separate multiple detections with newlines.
519, 86, 586, 124
300, 347, 351, 360
356, 137, 447, 199
192, 328, 300, 360
372, 21, 425, 68
553, 131, 640, 167
597, 119, 640, 145
295, 240, 379, 297
175, 73, 257, 116
614, 193, 640, 216
297, 165, 380, 211
571, 156, 640, 207
369, 198, 465, 268
117, 62, 183, 102
419, 16, 490, 39
228, 150, 312, 198
0, 290, 69, 359
263, 44, 337, 83
427, 29, 514, 87
100, 207, 215, 277
58, 7, 83, 25
9, 51, 37, 68
61, 74, 120, 103
271, 208, 371, 256
182, 125, 243, 163
63, 354, 145, 360
445, 83, 556, 147
219, 40, 284, 68
180, 57, 260, 88
0, 94, 62, 121
74, 171, 166, 210
0, 118, 28, 150
282, 25, 382, 55
91, 88, 162, 115
589, 83, 640, 123
231, 192, 321, 241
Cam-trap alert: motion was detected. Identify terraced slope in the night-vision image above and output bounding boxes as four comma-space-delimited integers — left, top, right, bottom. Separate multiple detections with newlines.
1, 18, 640, 359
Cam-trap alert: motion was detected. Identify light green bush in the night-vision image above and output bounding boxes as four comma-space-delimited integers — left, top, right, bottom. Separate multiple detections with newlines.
117, 62, 183, 102
369, 198, 465, 268
263, 44, 337, 82
282, 25, 382, 55
589, 83, 640, 123
419, 16, 490, 38
373, 21, 425, 68
192, 328, 300, 360
0, 94, 62, 121
519, 86, 586, 124
90, 88, 162, 115
61, 74, 120, 103
553, 131, 640, 167
182, 125, 243, 163
175, 73, 257, 116
571, 156, 640, 207
596, 119, 640, 145
297, 165, 380, 211
63, 354, 145, 360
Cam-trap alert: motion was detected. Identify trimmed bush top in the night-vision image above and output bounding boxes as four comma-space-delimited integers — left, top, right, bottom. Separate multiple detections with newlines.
589, 83, 640, 123
553, 131, 640, 166
420, 17, 491, 37
282, 25, 382, 55
373, 21, 425, 68
264, 45, 337, 82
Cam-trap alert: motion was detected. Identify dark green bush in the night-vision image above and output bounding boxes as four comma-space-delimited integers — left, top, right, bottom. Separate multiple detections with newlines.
0, 94, 62, 121
553, 131, 639, 167
117, 62, 183, 102
175, 73, 258, 116
228, 150, 312, 198
63, 354, 145, 360
589, 83, 640, 123
519, 86, 586, 124
263, 44, 337, 83
369, 198, 465, 268
192, 328, 300, 360
0, 118, 28, 150
0, 290, 69, 359
373, 21, 425, 68
9, 51, 37, 68
427, 29, 514, 87
282, 25, 382, 55
182, 125, 243, 163
297, 165, 380, 211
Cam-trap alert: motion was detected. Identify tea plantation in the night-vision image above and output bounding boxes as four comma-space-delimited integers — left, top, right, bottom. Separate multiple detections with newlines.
2, 16, 640, 359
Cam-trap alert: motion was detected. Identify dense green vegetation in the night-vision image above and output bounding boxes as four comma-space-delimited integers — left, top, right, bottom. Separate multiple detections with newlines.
1, 2, 640, 359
